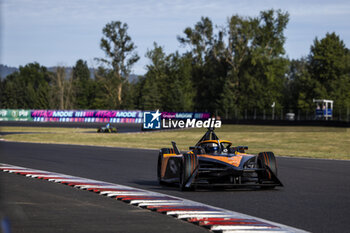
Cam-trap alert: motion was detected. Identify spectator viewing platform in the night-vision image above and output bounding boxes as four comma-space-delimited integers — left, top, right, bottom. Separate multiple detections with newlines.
313, 99, 333, 120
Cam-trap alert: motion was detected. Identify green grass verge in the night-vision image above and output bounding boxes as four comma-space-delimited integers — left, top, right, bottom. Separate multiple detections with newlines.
1, 125, 349, 160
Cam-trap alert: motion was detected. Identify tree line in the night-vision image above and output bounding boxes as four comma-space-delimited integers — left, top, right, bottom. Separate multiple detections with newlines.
1, 9, 349, 119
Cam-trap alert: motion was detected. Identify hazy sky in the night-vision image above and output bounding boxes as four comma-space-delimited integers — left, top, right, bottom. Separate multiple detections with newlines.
1, 0, 349, 74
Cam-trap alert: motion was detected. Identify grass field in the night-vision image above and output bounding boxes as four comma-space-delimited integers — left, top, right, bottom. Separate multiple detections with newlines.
1, 125, 349, 160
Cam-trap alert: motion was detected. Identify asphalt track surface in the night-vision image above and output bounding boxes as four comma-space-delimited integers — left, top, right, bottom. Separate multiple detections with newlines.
1, 168, 208, 233
1, 141, 350, 233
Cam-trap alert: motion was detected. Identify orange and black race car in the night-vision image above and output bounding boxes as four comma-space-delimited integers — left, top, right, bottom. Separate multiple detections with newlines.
157, 128, 283, 190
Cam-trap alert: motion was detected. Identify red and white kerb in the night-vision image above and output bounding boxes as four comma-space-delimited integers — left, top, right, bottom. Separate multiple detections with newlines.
0, 163, 306, 233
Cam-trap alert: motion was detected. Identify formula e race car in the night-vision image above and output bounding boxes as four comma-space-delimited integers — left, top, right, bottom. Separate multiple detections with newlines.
97, 124, 117, 133
157, 128, 283, 190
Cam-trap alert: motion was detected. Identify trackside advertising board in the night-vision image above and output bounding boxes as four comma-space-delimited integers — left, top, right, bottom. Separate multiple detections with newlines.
31, 110, 143, 123
0, 109, 212, 125
0, 109, 32, 121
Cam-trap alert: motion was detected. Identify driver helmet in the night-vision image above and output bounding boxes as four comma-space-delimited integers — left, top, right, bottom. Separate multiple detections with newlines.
206, 143, 219, 153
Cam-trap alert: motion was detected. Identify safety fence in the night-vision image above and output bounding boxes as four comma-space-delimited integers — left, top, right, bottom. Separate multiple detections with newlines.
215, 107, 350, 122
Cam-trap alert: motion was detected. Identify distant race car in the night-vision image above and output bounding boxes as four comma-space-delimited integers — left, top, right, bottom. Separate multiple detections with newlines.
97, 124, 117, 133
157, 128, 283, 190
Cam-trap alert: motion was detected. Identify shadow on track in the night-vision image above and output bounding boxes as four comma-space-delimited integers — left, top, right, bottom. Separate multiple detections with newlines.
131, 179, 281, 192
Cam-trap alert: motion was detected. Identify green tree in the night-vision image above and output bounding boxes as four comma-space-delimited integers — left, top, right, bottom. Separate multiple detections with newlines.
96, 21, 139, 108
215, 9, 289, 116
217, 14, 256, 115
249, 9, 289, 114
138, 75, 161, 110
309, 33, 349, 85
302, 32, 350, 115
177, 10, 289, 116
92, 66, 116, 109
138, 43, 194, 111
50, 66, 74, 109
138, 43, 166, 110
121, 79, 138, 109
0, 63, 51, 109
178, 17, 226, 112
72, 59, 94, 109
284, 58, 308, 111
162, 52, 194, 111
178, 17, 214, 65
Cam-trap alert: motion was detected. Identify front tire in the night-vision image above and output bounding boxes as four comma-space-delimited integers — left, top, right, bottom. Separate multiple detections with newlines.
258, 152, 278, 189
179, 153, 197, 191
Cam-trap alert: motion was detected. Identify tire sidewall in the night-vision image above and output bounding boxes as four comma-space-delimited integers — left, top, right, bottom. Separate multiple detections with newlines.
258, 152, 277, 179
179, 154, 193, 190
